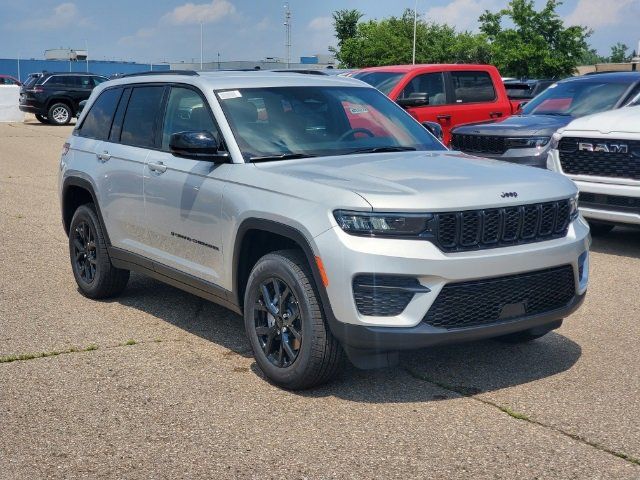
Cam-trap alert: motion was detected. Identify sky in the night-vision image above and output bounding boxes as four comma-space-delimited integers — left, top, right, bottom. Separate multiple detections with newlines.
0, 0, 638, 64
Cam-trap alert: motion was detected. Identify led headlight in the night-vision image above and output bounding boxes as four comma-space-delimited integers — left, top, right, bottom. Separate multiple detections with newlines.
569, 194, 579, 220
333, 210, 433, 237
504, 137, 550, 149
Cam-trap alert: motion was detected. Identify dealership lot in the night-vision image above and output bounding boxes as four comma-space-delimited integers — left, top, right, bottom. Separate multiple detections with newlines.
1, 120, 639, 478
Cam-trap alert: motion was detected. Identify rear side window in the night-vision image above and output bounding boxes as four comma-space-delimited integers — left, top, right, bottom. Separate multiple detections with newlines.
47, 76, 78, 87
77, 76, 94, 88
78, 88, 123, 140
451, 71, 496, 103
120, 86, 165, 148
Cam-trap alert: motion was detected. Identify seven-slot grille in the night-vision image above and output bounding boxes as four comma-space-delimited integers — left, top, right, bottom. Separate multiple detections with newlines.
434, 199, 572, 252
423, 265, 575, 329
451, 134, 507, 155
558, 137, 640, 180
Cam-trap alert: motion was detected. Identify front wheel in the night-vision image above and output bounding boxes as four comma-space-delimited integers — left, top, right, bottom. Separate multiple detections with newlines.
244, 250, 344, 389
47, 103, 72, 125
35, 114, 48, 124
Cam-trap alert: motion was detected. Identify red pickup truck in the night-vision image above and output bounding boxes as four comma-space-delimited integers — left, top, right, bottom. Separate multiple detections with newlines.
352, 64, 515, 144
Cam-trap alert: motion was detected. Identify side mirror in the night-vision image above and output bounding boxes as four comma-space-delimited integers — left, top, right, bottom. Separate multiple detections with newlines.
169, 131, 230, 163
421, 121, 444, 141
78, 100, 87, 113
397, 92, 429, 108
517, 101, 528, 111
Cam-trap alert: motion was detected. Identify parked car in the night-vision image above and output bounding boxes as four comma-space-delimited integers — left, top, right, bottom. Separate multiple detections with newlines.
19, 72, 108, 125
503, 79, 555, 110
60, 71, 590, 389
547, 104, 640, 235
0, 74, 21, 86
451, 72, 640, 168
352, 64, 514, 144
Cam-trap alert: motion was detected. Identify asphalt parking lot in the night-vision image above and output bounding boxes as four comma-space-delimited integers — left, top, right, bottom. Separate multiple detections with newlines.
1, 119, 639, 479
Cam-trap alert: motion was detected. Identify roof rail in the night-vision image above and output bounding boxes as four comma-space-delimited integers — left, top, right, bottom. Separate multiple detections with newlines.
119, 70, 199, 78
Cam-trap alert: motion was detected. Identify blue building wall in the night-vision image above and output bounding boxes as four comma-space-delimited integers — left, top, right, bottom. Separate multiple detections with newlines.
300, 56, 319, 65
0, 59, 170, 82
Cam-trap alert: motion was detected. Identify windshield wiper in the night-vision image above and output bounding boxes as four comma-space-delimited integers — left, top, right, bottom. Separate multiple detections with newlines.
249, 153, 316, 162
346, 146, 417, 154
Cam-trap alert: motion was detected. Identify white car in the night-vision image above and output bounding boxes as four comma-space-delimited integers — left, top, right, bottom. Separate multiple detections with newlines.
548, 105, 640, 234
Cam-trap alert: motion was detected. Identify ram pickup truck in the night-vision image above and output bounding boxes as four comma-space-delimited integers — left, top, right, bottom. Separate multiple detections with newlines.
353, 64, 514, 144
547, 104, 640, 234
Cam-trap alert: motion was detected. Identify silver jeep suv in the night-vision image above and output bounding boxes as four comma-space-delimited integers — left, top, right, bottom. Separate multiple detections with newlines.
59, 71, 590, 389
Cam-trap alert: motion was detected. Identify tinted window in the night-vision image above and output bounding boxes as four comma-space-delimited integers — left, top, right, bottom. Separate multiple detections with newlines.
451, 71, 496, 103
399, 72, 447, 105
47, 76, 78, 87
78, 88, 122, 140
161, 87, 218, 150
25, 75, 40, 87
352, 72, 405, 95
77, 76, 94, 88
120, 86, 165, 148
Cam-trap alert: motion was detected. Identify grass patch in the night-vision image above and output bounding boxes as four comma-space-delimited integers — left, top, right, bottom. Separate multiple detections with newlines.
123, 339, 137, 346
0, 344, 99, 364
499, 406, 530, 421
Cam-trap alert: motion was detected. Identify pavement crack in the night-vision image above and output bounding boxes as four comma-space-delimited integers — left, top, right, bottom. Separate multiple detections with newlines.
403, 365, 640, 467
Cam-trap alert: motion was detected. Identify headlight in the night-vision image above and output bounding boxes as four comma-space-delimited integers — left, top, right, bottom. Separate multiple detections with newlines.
333, 210, 433, 237
569, 194, 579, 220
504, 137, 550, 149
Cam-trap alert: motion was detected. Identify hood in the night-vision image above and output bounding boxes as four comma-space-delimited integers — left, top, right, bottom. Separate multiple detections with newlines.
254, 151, 576, 211
560, 106, 640, 135
453, 114, 572, 137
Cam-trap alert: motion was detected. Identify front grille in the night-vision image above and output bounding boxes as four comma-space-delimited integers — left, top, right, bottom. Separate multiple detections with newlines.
353, 275, 420, 316
451, 134, 507, 155
558, 137, 640, 180
579, 192, 640, 214
434, 199, 572, 252
423, 265, 575, 329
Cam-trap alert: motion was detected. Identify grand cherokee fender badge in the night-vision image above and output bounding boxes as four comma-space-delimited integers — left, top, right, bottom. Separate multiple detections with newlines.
501, 192, 518, 198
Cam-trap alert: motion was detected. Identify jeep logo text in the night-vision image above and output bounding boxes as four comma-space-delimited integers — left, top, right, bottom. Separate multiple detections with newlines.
501, 192, 518, 198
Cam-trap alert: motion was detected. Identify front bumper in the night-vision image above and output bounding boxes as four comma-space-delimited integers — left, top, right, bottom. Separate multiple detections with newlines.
314, 217, 590, 350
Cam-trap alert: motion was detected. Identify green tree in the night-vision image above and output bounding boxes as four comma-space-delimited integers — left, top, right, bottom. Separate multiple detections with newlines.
479, 0, 591, 78
580, 48, 606, 65
609, 42, 630, 63
332, 9, 363, 48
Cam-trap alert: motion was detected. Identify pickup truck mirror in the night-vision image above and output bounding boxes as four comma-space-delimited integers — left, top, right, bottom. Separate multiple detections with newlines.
396, 92, 429, 108
517, 101, 528, 111
169, 131, 230, 163
421, 121, 444, 141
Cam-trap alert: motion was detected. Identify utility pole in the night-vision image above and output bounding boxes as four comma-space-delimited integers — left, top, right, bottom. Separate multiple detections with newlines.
284, 3, 291, 68
17, 53, 20, 82
200, 21, 204, 70
412, 0, 417, 65
85, 39, 89, 72
217, 52, 221, 70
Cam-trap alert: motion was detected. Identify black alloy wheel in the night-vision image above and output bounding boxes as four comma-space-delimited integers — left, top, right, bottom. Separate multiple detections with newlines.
72, 220, 98, 284
254, 277, 302, 368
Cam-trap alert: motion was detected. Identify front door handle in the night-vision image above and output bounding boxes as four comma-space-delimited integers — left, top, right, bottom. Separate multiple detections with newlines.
96, 151, 111, 162
148, 161, 167, 173
490, 111, 504, 118
436, 114, 451, 123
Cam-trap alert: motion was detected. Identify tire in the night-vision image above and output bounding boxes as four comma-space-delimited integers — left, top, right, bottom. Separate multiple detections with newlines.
496, 320, 562, 344
69, 203, 129, 299
588, 221, 615, 236
47, 102, 72, 125
35, 114, 48, 124
244, 249, 344, 390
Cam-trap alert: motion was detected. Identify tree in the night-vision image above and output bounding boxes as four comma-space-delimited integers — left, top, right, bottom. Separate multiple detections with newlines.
479, 0, 591, 78
609, 42, 630, 63
580, 48, 606, 66
332, 9, 363, 48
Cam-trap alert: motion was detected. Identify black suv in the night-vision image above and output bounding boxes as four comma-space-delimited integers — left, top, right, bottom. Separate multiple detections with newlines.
19, 72, 108, 125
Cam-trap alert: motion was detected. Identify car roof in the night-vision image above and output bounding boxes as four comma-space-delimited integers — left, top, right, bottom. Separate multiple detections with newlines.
41, 72, 105, 77
354, 64, 496, 74
561, 72, 640, 84
103, 70, 367, 90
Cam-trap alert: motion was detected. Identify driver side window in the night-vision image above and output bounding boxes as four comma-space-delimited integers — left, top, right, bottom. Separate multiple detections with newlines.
400, 72, 447, 105
161, 87, 219, 151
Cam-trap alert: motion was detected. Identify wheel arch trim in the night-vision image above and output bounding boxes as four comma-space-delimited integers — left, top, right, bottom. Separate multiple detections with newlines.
61, 175, 110, 245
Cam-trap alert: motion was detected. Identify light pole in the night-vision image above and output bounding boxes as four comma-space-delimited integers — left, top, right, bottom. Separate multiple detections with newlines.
284, 3, 291, 68
85, 39, 89, 72
200, 21, 204, 70
412, 0, 418, 65
17, 53, 20, 82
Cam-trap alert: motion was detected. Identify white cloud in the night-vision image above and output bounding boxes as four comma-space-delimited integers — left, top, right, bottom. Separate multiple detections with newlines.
161, 0, 236, 26
425, 0, 499, 31
306, 17, 335, 54
565, 0, 637, 29
19, 2, 90, 29
118, 27, 156, 46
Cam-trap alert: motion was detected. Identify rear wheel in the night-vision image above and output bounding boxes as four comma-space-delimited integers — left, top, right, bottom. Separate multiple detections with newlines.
496, 320, 562, 343
244, 250, 344, 390
35, 114, 48, 124
588, 221, 615, 236
69, 204, 129, 299
47, 103, 72, 125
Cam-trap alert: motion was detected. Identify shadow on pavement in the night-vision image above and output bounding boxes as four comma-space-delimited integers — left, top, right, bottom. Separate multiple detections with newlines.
114, 273, 582, 403
590, 226, 640, 259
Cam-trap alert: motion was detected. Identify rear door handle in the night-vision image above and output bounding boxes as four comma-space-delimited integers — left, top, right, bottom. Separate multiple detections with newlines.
489, 111, 504, 118
148, 161, 167, 173
96, 151, 111, 162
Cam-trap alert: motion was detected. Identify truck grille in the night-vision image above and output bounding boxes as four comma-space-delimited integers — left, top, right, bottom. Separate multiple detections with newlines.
423, 265, 575, 329
451, 134, 507, 155
433, 199, 572, 252
579, 192, 640, 214
558, 137, 640, 180
353, 275, 421, 316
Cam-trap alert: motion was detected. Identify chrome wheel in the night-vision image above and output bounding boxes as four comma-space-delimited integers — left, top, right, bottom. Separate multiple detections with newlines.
72, 221, 97, 284
253, 277, 302, 368
52, 106, 69, 124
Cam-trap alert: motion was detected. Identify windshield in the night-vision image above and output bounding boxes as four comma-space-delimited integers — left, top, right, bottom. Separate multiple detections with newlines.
521, 80, 630, 117
217, 86, 445, 161
352, 72, 405, 95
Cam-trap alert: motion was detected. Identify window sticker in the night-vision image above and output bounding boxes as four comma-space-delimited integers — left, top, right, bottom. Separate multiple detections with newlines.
218, 90, 242, 100
349, 106, 369, 114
